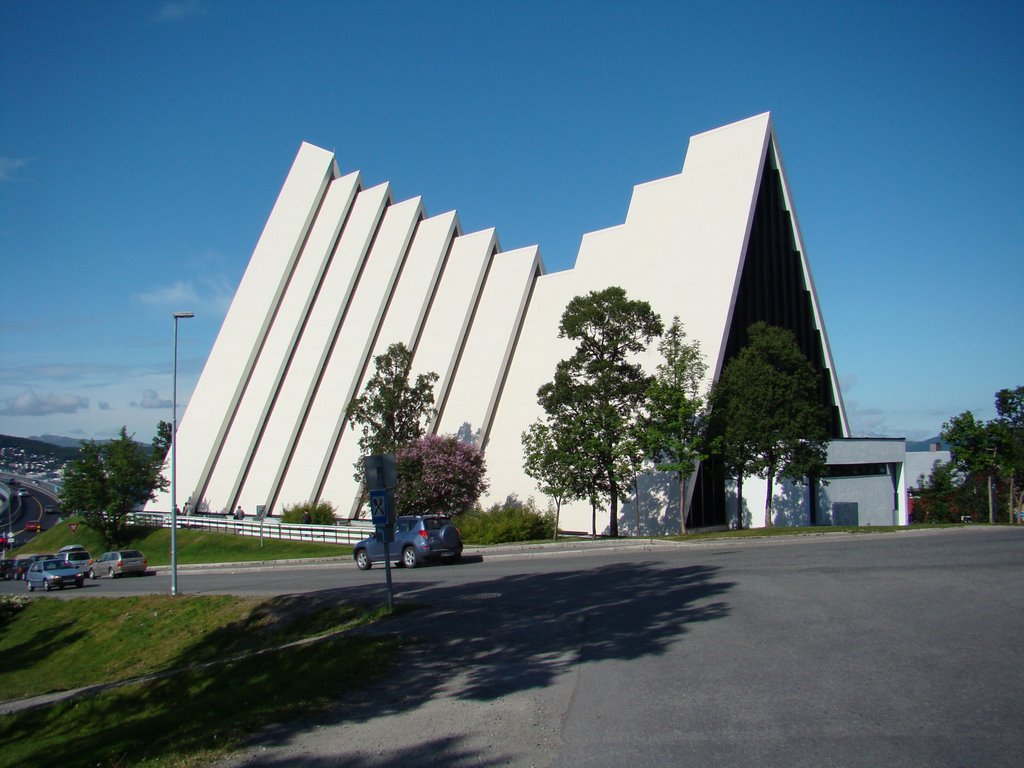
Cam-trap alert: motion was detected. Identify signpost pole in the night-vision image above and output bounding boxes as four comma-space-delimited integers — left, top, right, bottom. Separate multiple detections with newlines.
370, 487, 395, 610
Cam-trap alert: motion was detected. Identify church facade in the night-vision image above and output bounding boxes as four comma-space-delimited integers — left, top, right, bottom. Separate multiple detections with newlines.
150, 113, 906, 533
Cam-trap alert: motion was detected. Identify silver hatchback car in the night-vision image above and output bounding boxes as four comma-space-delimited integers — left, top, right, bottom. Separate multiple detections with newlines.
353, 515, 463, 570
26, 558, 85, 591
95, 550, 148, 578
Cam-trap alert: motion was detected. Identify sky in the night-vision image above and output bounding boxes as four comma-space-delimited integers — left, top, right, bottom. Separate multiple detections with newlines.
1, 0, 1021, 446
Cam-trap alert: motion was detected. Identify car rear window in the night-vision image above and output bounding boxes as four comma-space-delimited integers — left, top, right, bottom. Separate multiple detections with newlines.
423, 517, 446, 530
123, 551, 142, 558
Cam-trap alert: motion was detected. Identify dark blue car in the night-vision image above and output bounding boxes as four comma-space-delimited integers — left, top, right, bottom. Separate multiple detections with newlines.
353, 515, 463, 570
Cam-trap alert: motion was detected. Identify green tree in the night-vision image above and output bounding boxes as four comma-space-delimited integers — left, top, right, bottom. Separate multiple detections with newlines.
942, 387, 1024, 524
941, 410, 1003, 523
346, 342, 439, 505
154, 420, 172, 461
644, 316, 708, 535
709, 322, 829, 529
994, 386, 1024, 522
911, 460, 985, 523
537, 286, 662, 537
522, 419, 588, 539
59, 426, 168, 549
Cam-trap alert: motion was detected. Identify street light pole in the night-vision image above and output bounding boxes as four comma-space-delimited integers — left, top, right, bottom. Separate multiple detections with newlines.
171, 311, 194, 596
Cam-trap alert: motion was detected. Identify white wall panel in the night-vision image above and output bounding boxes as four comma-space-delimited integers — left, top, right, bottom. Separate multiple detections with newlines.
246, 183, 391, 514
149, 142, 335, 512
436, 246, 541, 445
326, 211, 459, 517
288, 197, 423, 511
408, 229, 496, 424
200, 173, 360, 514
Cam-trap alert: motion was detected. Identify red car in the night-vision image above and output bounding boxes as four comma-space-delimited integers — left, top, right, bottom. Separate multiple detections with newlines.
24, 521, 41, 533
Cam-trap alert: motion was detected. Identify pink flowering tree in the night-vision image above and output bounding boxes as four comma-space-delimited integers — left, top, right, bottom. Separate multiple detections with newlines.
396, 434, 489, 516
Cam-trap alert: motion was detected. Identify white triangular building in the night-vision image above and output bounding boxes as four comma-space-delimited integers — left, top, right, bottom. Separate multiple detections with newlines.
151, 113, 909, 532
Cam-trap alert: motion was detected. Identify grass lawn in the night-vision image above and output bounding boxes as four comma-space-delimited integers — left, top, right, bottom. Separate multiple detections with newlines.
15, 517, 352, 566
0, 594, 405, 767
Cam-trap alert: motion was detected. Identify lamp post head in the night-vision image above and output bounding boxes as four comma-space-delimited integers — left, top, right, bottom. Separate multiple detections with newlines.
173, 311, 195, 320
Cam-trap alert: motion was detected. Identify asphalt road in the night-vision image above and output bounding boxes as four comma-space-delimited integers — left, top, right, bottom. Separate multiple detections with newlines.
6, 528, 1024, 767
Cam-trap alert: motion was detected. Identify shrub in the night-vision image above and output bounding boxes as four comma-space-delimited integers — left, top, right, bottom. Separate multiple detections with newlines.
454, 496, 554, 545
281, 500, 338, 525
396, 434, 488, 516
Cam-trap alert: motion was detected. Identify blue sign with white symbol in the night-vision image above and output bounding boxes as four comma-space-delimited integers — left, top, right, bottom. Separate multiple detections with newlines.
370, 488, 389, 526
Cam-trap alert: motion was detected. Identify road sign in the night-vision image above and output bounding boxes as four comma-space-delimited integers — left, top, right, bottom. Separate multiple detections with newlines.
68, 523, 79, 534
364, 454, 397, 491
370, 488, 389, 526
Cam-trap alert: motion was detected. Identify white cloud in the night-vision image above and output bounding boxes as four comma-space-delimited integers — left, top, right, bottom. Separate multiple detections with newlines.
151, 1, 208, 23
133, 389, 172, 409
0, 156, 30, 181
137, 280, 201, 309
1, 391, 89, 416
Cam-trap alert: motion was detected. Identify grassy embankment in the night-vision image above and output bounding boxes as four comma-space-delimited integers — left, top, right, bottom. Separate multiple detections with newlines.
0, 594, 406, 767
14, 516, 352, 565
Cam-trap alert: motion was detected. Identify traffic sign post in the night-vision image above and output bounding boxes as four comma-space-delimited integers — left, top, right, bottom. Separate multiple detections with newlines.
367, 481, 396, 610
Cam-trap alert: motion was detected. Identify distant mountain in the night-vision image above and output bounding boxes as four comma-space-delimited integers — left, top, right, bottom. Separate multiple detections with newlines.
906, 437, 950, 452
30, 434, 87, 449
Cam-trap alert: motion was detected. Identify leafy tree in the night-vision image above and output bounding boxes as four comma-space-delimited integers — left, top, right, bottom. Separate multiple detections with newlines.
644, 316, 708, 535
911, 460, 986, 523
522, 419, 590, 539
154, 420, 172, 461
396, 434, 488, 516
942, 386, 1024, 523
994, 386, 1024, 522
346, 342, 439, 510
59, 426, 168, 549
941, 410, 1003, 523
537, 286, 662, 537
709, 322, 829, 529
346, 342, 438, 460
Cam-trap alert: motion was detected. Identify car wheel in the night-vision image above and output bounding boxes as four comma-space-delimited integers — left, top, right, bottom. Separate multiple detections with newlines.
355, 549, 372, 571
109, 568, 117, 579
402, 546, 418, 569
76, 578, 84, 588
26, 580, 33, 592
88, 568, 96, 580
43, 579, 51, 591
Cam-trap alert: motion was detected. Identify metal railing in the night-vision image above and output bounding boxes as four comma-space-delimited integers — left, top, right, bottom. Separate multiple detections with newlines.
130, 512, 374, 546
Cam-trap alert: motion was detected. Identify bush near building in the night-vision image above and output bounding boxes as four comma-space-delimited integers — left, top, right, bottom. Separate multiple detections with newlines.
455, 496, 554, 544
281, 500, 338, 525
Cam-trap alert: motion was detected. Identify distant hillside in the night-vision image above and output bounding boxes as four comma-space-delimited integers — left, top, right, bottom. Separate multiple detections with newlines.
906, 437, 950, 452
1, 434, 83, 461
29, 434, 87, 449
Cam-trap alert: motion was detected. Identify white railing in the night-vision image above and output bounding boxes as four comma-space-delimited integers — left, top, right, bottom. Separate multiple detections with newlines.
130, 512, 374, 546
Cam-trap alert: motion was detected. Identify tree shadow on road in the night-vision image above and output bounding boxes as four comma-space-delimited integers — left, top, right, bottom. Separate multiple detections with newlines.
229, 560, 732, 762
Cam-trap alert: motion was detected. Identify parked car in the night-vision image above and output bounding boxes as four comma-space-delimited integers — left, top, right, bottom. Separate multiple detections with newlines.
353, 515, 463, 570
25, 558, 85, 591
13, 554, 52, 580
95, 550, 148, 578
56, 549, 96, 579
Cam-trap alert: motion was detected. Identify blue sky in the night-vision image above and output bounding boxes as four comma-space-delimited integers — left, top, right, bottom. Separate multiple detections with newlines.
1, 0, 1021, 446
